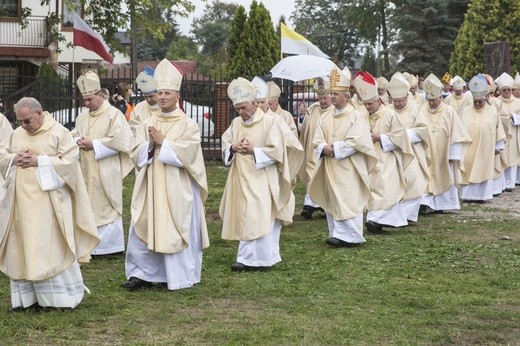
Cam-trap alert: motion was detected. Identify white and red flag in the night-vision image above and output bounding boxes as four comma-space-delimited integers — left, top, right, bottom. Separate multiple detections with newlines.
73, 13, 113, 64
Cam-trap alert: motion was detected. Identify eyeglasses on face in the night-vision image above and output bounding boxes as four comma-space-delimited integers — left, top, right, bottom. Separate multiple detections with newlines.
16, 118, 33, 126
15, 111, 40, 126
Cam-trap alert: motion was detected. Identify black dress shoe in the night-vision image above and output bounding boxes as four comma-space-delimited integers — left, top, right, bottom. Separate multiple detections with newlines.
231, 262, 269, 271
325, 237, 359, 248
91, 251, 124, 260
121, 277, 154, 290
365, 221, 384, 233
505, 188, 514, 192
300, 205, 316, 220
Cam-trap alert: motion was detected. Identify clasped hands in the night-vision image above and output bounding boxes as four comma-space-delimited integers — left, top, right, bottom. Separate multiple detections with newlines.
323, 143, 335, 157
231, 138, 253, 155
14, 149, 37, 169
77, 136, 93, 151
148, 126, 165, 148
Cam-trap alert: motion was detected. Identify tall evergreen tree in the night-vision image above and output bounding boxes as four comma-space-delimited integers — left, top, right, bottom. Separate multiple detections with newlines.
392, 0, 468, 76
450, 0, 520, 78
242, 2, 279, 79
227, 1, 279, 79
227, 5, 247, 78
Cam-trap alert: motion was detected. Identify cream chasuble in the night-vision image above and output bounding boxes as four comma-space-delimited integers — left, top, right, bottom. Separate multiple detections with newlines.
129, 100, 160, 134
489, 97, 509, 177
131, 109, 209, 254
71, 100, 135, 226
444, 92, 473, 116
0, 115, 99, 281
388, 102, 430, 200
419, 102, 471, 195
298, 102, 333, 188
367, 104, 414, 211
498, 96, 520, 168
0, 112, 13, 140
220, 110, 299, 241
309, 105, 377, 220
273, 105, 298, 138
460, 104, 506, 184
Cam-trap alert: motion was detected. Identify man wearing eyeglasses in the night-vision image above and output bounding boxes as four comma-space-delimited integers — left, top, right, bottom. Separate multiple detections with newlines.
0, 97, 99, 310
459, 74, 506, 203
419, 74, 471, 214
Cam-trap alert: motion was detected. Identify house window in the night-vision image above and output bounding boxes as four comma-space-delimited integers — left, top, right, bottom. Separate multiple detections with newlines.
62, 0, 83, 30
0, 0, 20, 18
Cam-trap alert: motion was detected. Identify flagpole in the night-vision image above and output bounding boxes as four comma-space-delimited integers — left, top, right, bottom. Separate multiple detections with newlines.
72, 46, 76, 109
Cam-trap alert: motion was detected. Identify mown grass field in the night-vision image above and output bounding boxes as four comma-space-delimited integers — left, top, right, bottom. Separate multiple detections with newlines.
1, 161, 519, 345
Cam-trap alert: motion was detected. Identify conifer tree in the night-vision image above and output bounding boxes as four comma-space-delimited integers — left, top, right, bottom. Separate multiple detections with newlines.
227, 1, 279, 80
227, 5, 247, 78
392, 0, 468, 76
450, 0, 520, 78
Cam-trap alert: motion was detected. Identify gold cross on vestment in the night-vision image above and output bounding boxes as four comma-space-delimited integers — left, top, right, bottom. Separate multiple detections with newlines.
330, 69, 341, 88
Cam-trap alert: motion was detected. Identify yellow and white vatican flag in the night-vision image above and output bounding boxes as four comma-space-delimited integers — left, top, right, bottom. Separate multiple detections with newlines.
280, 23, 329, 59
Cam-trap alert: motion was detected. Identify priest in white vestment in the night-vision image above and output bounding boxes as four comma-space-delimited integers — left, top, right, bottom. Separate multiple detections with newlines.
220, 77, 302, 271
267, 81, 298, 138
495, 72, 520, 191
122, 59, 209, 290
444, 76, 472, 116
419, 74, 471, 213
513, 72, 520, 99
352, 71, 414, 233
387, 75, 430, 223
297, 76, 333, 219
376, 76, 390, 105
129, 66, 161, 135
460, 74, 506, 202
72, 71, 135, 257
403, 73, 424, 108
0, 112, 13, 189
0, 111, 12, 139
309, 67, 377, 247
0, 97, 99, 310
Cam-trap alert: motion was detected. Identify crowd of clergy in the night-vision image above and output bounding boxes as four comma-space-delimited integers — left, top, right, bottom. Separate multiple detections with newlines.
1, 56, 519, 311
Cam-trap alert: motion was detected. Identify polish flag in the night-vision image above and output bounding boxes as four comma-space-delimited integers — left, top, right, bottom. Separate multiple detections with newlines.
73, 13, 113, 64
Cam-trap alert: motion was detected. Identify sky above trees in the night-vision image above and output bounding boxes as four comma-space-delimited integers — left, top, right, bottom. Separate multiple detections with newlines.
177, 0, 296, 34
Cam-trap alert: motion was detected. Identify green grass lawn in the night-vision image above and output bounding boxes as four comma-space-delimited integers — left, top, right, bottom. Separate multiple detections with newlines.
1, 161, 519, 345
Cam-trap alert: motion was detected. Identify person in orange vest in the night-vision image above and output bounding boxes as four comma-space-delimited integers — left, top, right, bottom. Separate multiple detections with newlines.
112, 83, 134, 121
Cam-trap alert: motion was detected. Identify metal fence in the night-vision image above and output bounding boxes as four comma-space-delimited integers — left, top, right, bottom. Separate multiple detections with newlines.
1, 66, 316, 159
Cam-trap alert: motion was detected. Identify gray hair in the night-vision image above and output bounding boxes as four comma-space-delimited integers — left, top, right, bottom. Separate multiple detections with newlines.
14, 97, 42, 113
